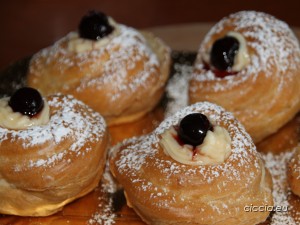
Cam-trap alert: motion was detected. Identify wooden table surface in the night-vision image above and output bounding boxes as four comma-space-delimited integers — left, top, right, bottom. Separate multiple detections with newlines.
0, 0, 300, 69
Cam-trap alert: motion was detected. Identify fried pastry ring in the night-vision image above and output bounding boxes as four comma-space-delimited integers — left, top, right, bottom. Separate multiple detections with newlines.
189, 11, 300, 143
0, 94, 109, 216
110, 102, 273, 225
27, 12, 170, 126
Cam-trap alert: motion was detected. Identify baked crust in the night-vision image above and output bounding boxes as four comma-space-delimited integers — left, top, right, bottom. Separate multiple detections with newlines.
189, 11, 300, 143
110, 102, 273, 225
27, 25, 171, 126
0, 95, 109, 216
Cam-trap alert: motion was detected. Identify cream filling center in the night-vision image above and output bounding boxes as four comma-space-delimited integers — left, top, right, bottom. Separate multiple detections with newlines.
160, 126, 231, 166
0, 97, 50, 130
202, 31, 250, 72
67, 17, 121, 53
227, 31, 250, 71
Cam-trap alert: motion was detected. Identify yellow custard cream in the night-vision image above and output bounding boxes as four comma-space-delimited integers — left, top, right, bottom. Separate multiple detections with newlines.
202, 31, 249, 72
67, 18, 120, 53
160, 126, 231, 166
227, 31, 250, 71
0, 97, 50, 130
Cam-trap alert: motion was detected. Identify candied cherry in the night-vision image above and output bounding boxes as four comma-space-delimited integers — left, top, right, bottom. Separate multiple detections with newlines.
8, 87, 44, 117
79, 10, 114, 40
210, 36, 239, 71
178, 113, 212, 146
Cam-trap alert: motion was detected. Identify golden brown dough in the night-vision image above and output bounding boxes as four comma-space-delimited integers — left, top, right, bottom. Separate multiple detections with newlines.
27, 16, 170, 126
0, 95, 109, 216
110, 102, 273, 225
288, 147, 300, 197
189, 11, 300, 143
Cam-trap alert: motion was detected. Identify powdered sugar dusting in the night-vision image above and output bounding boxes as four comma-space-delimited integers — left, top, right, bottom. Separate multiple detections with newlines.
93, 147, 298, 224
110, 130, 298, 224
30, 24, 162, 103
29, 150, 67, 168
165, 63, 192, 117
77, 25, 160, 101
291, 148, 300, 180
113, 101, 261, 198
88, 161, 117, 225
0, 95, 106, 169
97, 60, 298, 223
92, 54, 300, 224
163, 62, 299, 224
191, 11, 300, 92
263, 151, 296, 224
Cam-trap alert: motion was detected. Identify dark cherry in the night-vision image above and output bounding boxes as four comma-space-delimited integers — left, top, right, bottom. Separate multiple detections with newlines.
79, 10, 114, 40
210, 36, 239, 71
178, 113, 212, 147
8, 87, 44, 117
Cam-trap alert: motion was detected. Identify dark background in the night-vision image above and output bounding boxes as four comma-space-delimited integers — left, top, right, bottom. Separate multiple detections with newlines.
0, 0, 299, 69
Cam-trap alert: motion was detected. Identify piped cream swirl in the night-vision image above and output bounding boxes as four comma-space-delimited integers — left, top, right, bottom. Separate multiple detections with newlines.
67, 17, 121, 53
202, 31, 250, 72
0, 97, 50, 130
160, 125, 231, 166
227, 31, 250, 71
